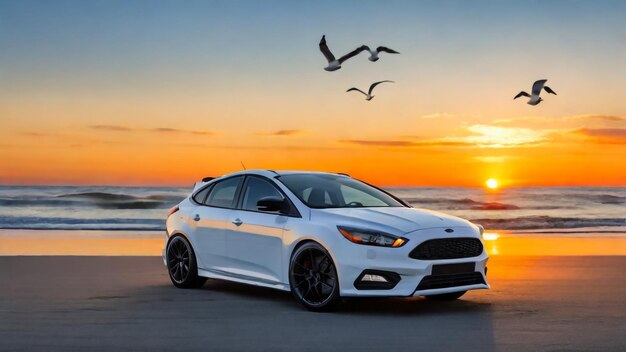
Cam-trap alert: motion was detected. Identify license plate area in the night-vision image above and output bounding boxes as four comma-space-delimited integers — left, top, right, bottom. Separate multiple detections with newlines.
431, 262, 475, 275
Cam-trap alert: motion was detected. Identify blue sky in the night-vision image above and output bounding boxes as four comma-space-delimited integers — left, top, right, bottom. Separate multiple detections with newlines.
2, 0, 625, 98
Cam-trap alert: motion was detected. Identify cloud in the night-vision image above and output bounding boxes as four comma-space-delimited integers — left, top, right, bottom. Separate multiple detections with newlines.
151, 127, 181, 133
91, 125, 134, 131
493, 114, 626, 126
257, 130, 305, 136
177, 143, 344, 151
340, 139, 474, 148
20, 131, 55, 137
474, 156, 514, 163
490, 116, 541, 125
341, 125, 549, 149
571, 128, 626, 144
421, 112, 455, 119
20, 132, 52, 137
463, 124, 548, 147
565, 115, 626, 122
149, 127, 214, 135
341, 140, 421, 147
89, 125, 214, 135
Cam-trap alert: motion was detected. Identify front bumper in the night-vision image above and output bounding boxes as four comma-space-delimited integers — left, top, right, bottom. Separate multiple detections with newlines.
333, 227, 489, 297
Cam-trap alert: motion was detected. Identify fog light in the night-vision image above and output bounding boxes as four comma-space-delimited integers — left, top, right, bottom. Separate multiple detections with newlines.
361, 274, 389, 282
354, 270, 401, 290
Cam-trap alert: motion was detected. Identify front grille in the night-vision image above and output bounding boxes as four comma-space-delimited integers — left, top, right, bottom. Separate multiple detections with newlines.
416, 272, 485, 291
409, 238, 483, 260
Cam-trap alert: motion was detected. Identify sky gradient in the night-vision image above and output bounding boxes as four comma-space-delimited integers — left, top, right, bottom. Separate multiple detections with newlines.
1, 0, 625, 186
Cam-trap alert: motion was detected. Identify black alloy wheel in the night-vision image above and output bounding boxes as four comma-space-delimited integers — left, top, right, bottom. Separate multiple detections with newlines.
166, 235, 206, 288
289, 242, 341, 311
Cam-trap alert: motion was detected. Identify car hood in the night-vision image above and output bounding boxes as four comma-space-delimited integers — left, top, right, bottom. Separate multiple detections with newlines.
311, 206, 474, 235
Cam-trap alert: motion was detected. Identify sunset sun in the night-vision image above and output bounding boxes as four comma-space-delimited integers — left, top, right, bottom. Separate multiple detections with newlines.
486, 178, 499, 189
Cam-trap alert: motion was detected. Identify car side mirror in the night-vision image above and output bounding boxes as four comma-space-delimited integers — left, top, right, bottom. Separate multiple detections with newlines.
256, 196, 286, 213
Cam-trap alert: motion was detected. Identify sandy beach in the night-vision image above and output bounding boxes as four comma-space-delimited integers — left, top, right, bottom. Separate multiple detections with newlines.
1, 230, 625, 351
2, 229, 626, 256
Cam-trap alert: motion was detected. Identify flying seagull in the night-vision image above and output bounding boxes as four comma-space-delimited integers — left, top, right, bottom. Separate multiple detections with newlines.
319, 35, 367, 71
346, 80, 394, 101
361, 45, 400, 61
514, 79, 557, 105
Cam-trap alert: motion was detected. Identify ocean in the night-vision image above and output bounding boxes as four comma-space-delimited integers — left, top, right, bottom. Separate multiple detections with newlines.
0, 186, 624, 235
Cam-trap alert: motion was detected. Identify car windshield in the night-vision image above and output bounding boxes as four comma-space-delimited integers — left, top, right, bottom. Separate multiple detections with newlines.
277, 174, 405, 209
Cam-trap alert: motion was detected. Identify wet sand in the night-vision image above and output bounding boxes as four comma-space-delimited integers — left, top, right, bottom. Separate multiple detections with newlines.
1, 229, 626, 256
0, 255, 625, 351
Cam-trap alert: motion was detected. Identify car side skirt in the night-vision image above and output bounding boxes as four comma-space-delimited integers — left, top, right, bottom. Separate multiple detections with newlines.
197, 268, 291, 292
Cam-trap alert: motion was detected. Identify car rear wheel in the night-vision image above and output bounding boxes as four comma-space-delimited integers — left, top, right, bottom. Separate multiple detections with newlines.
424, 290, 466, 300
166, 235, 207, 289
289, 242, 341, 311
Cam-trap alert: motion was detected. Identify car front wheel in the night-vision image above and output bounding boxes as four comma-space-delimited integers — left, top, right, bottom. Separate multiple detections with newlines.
289, 242, 341, 311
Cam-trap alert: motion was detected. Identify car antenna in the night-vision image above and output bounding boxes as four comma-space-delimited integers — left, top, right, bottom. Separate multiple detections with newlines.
240, 161, 247, 170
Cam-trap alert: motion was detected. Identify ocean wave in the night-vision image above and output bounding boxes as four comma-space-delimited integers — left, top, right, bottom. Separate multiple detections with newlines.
0, 192, 184, 209
471, 216, 626, 230
571, 194, 626, 204
404, 197, 520, 210
56, 192, 137, 201
518, 193, 626, 205
0, 216, 164, 231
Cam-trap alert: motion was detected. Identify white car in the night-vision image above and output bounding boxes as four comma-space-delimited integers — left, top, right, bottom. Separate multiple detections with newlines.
164, 170, 489, 311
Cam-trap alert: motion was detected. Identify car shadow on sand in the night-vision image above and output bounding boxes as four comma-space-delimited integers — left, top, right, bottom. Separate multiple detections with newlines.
140, 278, 494, 316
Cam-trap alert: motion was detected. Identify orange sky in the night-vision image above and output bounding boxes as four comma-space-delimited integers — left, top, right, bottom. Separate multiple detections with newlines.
1, 1, 625, 187
1, 110, 625, 186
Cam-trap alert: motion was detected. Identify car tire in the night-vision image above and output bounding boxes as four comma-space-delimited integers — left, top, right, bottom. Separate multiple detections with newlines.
289, 242, 341, 312
166, 235, 207, 289
424, 290, 466, 300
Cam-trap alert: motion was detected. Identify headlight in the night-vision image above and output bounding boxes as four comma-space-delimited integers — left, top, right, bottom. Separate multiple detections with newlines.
337, 226, 408, 248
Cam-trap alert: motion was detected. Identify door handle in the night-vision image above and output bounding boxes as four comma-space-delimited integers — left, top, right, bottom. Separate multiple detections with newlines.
193, 214, 200, 222
232, 218, 243, 226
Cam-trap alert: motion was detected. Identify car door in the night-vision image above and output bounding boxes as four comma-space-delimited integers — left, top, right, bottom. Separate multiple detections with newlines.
191, 176, 243, 273
225, 176, 290, 284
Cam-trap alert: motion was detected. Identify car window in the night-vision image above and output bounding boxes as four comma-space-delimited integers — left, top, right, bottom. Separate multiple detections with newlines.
192, 186, 211, 204
205, 177, 243, 208
278, 174, 404, 208
301, 187, 333, 207
241, 177, 283, 212
340, 185, 388, 207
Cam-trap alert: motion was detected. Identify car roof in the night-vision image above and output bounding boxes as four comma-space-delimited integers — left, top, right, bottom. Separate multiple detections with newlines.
221, 169, 349, 178
193, 170, 350, 190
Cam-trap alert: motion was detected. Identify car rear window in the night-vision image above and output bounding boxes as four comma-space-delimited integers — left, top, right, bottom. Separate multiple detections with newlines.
205, 177, 243, 208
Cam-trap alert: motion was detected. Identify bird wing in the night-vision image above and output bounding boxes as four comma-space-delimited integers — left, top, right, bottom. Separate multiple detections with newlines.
319, 35, 335, 63
368, 80, 394, 95
544, 86, 557, 95
376, 46, 400, 54
338, 45, 367, 63
514, 91, 530, 99
346, 88, 368, 96
531, 79, 547, 96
